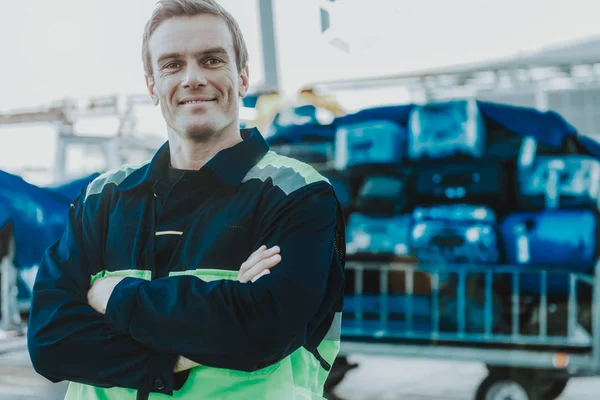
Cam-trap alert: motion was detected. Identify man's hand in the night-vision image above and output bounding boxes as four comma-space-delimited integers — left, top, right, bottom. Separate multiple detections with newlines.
87, 276, 126, 314
175, 245, 282, 373
237, 245, 281, 283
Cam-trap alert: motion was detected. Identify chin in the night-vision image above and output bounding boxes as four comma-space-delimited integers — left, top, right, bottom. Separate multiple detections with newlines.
186, 126, 215, 139
182, 121, 221, 139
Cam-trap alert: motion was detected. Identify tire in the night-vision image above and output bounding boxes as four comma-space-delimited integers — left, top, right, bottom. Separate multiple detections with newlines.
543, 379, 568, 400
324, 356, 358, 394
475, 369, 553, 400
475, 372, 531, 400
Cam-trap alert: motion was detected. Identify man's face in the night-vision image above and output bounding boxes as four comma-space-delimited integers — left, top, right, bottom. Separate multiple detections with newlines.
146, 14, 249, 140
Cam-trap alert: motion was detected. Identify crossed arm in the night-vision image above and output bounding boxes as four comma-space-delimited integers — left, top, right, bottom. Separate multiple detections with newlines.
87, 244, 282, 373
28, 183, 339, 395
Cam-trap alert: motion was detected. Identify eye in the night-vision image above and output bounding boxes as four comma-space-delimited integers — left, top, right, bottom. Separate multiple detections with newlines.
205, 58, 223, 66
164, 62, 183, 69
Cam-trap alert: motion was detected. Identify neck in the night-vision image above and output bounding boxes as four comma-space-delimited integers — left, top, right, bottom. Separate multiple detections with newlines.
168, 125, 242, 170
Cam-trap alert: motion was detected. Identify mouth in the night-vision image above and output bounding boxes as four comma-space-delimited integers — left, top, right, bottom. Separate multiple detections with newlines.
179, 99, 216, 105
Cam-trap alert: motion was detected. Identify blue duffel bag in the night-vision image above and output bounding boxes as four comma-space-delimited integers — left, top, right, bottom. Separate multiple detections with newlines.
517, 155, 600, 210
346, 174, 412, 259
334, 120, 405, 169
410, 205, 500, 265
346, 213, 412, 260
500, 210, 598, 295
266, 105, 336, 164
354, 175, 408, 216
408, 99, 486, 161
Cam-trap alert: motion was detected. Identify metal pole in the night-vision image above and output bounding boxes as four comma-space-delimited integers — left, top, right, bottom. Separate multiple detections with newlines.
1, 236, 21, 331
258, 0, 280, 92
54, 122, 72, 184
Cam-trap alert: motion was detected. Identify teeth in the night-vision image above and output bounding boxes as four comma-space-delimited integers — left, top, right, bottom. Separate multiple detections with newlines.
184, 100, 210, 104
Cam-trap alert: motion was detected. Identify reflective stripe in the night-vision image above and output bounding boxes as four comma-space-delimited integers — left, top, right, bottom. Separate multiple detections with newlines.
242, 151, 329, 195
77, 267, 340, 399
85, 161, 150, 202
155, 231, 183, 236
89, 269, 152, 285
325, 312, 342, 340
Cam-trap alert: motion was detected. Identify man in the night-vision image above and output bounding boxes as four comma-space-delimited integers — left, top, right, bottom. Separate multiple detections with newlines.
27, 1, 346, 399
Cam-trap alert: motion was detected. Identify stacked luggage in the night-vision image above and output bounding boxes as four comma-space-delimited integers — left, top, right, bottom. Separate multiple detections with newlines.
265, 105, 336, 164
334, 109, 409, 260
503, 152, 600, 296
406, 99, 504, 269
333, 98, 599, 335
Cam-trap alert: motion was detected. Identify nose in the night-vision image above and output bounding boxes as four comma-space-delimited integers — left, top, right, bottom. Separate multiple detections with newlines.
181, 63, 208, 89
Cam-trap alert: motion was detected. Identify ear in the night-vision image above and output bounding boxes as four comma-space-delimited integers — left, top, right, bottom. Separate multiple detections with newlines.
238, 66, 250, 98
145, 74, 159, 106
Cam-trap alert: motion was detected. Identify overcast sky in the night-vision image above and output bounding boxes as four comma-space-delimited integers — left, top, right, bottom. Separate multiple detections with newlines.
1, 0, 600, 180
1, 0, 600, 110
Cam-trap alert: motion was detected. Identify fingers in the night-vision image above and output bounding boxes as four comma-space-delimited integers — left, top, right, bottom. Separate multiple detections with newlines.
245, 254, 280, 282
239, 246, 266, 272
251, 269, 270, 283
248, 245, 267, 261
239, 245, 280, 273
239, 253, 282, 283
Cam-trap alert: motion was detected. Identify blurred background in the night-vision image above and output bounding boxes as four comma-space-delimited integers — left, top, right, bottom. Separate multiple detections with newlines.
3, 0, 600, 399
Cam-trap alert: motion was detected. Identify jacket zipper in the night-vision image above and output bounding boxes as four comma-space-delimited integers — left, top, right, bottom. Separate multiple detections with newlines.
137, 191, 159, 400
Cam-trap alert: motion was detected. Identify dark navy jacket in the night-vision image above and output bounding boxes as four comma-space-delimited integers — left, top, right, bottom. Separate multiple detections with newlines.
27, 128, 346, 396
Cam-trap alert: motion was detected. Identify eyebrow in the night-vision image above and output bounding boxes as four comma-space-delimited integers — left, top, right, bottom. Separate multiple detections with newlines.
156, 47, 229, 65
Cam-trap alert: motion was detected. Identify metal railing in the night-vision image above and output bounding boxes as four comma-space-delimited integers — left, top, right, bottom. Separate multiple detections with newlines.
342, 260, 599, 350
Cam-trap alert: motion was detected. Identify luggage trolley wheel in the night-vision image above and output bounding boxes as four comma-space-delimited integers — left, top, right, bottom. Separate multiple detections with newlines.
475, 368, 569, 400
324, 356, 359, 395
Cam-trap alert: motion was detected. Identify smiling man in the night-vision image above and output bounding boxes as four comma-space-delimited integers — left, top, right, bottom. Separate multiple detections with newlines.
27, 1, 346, 399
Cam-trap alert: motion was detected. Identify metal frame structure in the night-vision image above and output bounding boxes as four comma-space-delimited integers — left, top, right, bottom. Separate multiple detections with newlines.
0, 95, 163, 332
309, 36, 600, 138
340, 259, 600, 397
0, 235, 21, 332
0, 95, 156, 182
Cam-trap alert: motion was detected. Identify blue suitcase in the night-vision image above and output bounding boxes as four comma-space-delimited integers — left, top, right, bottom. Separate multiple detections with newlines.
517, 155, 600, 210
267, 105, 336, 164
340, 163, 405, 201
267, 104, 336, 141
408, 99, 486, 161
500, 210, 598, 295
334, 120, 405, 169
354, 175, 408, 216
411, 205, 499, 264
414, 162, 509, 208
270, 142, 333, 164
346, 213, 412, 259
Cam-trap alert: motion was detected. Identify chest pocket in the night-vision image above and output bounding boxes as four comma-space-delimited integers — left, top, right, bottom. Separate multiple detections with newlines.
175, 217, 254, 273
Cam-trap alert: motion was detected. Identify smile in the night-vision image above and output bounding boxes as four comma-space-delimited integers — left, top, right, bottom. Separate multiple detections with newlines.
180, 100, 215, 105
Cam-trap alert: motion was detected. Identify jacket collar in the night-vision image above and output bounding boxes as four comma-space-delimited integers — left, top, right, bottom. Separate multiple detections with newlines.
116, 128, 269, 192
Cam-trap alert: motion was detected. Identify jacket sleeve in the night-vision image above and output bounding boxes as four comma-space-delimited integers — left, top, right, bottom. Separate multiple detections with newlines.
104, 182, 345, 371
27, 191, 178, 395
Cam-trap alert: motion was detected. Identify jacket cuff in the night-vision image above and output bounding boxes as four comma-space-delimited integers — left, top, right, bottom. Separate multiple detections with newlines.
145, 351, 178, 395
105, 277, 145, 335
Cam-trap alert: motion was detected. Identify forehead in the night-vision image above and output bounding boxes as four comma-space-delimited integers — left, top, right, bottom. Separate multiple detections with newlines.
149, 14, 235, 60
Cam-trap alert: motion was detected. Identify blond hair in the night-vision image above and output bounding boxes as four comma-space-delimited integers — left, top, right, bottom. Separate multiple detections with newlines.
142, 0, 249, 77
